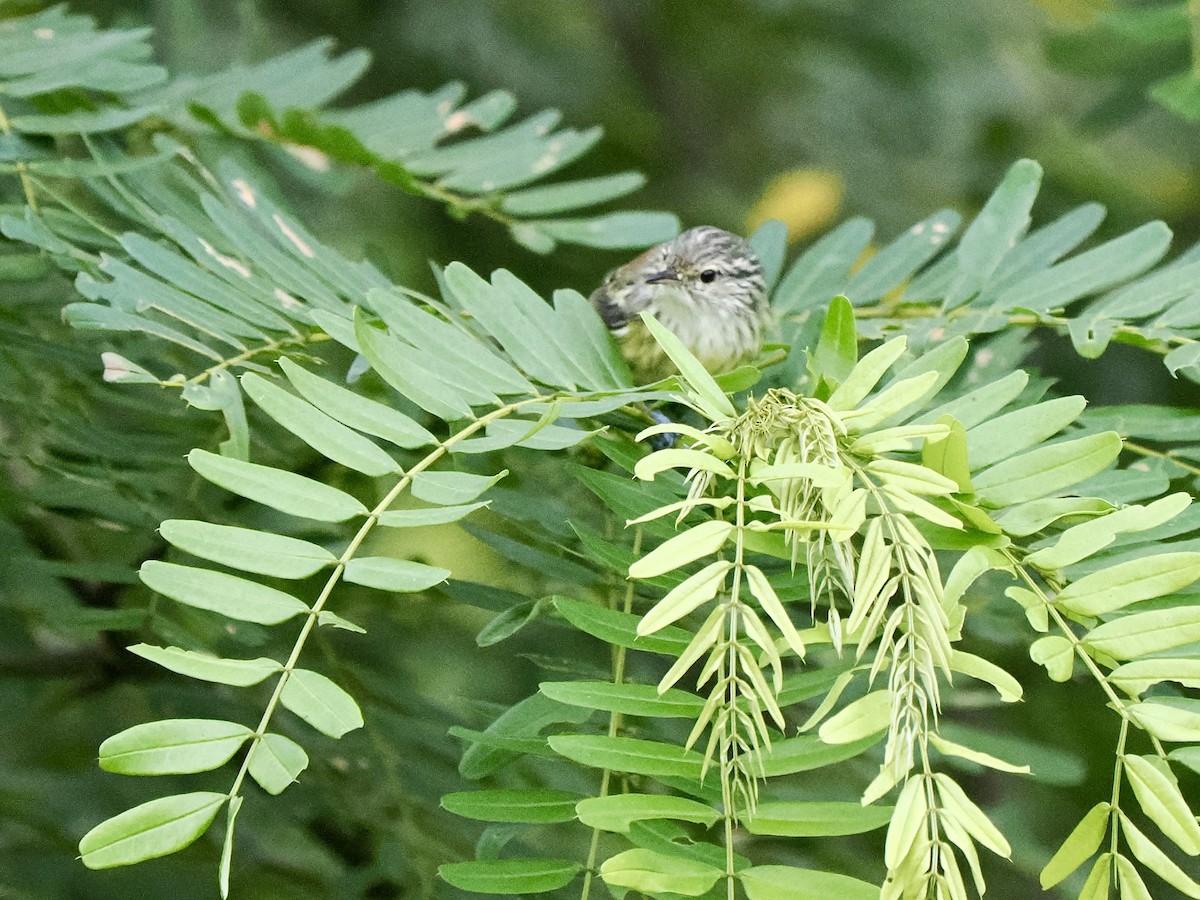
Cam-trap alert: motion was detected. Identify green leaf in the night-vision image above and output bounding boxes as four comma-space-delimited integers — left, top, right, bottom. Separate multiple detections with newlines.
1122, 754, 1200, 854
354, 312, 482, 418
994, 496, 1115, 537
1055, 552, 1200, 616
1129, 700, 1200, 743
749, 218, 789, 290
442, 789, 581, 824
535, 211, 680, 249
966, 396, 1087, 470
457, 693, 592, 780
279, 668, 364, 738
500, 172, 646, 215
79, 792, 227, 869
599, 848, 722, 897
99, 719, 252, 775
825, 335, 907, 411
379, 502, 488, 527
845, 209, 960, 304
638, 311, 735, 420
241, 373, 399, 475
1041, 802, 1110, 889
279, 358, 436, 449
628, 520, 733, 579
634, 448, 736, 481
539, 681, 704, 718
188, 448, 367, 522
547, 734, 704, 779
812, 295, 858, 384
1152, 72, 1200, 121
745, 802, 892, 837
439, 858, 581, 894
553, 596, 692, 656
248, 732, 308, 796
973, 432, 1122, 507
995, 222, 1172, 313
740, 864, 881, 900
575, 794, 720, 832
776, 218, 874, 315
343, 557, 450, 592
944, 159, 1042, 308
159, 519, 336, 578
128, 644, 280, 687
1086, 606, 1200, 660
140, 561, 308, 625
752, 733, 882, 777
412, 469, 507, 505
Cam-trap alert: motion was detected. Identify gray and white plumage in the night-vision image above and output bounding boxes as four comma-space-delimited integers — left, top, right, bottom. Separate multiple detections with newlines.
589, 226, 768, 382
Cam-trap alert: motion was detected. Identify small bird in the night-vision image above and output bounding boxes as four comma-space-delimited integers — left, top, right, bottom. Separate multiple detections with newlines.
590, 226, 768, 382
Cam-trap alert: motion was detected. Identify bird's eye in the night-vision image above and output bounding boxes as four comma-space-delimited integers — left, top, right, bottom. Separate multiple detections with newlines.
699, 269, 719, 283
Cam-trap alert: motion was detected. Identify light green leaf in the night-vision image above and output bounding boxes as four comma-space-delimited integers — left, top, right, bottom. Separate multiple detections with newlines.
439, 858, 581, 895
639, 311, 735, 420
1040, 802, 1110, 889
539, 680, 704, 718
965, 396, 1087, 470
279, 668, 364, 738
280, 358, 436, 449
949, 650, 1023, 702
317, 610, 366, 633
637, 560, 731, 633
220, 795, 240, 899
745, 564, 807, 658
241, 373, 399, 475
634, 448, 735, 481
1030, 635, 1074, 681
994, 496, 1115, 536
575, 794, 719, 832
916, 370, 1028, 430
441, 789, 581, 824
188, 448, 367, 522
248, 732, 308, 796
1123, 754, 1200, 855
740, 864, 881, 900
1025, 493, 1192, 570
934, 773, 1012, 858
1086, 606, 1200, 660
826, 334, 906, 411
553, 596, 692, 657
1121, 810, 1200, 898
628, 520, 733, 580
411, 469, 507, 505
79, 792, 227, 869
599, 848, 722, 897
140, 561, 308, 625
99, 719, 252, 775
128, 644, 280, 687
929, 732, 1031, 773
1110, 658, 1200, 697
378, 502, 488, 527
973, 432, 1122, 507
343, 556, 450, 592
1055, 552, 1200, 616
818, 690, 891, 744
1129, 700, 1200, 743
547, 734, 704, 780
159, 519, 336, 578
841, 372, 941, 432
1078, 853, 1112, 900
745, 802, 892, 837
752, 733, 882, 777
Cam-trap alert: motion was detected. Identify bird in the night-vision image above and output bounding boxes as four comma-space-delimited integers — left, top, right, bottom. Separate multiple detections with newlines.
589, 226, 769, 383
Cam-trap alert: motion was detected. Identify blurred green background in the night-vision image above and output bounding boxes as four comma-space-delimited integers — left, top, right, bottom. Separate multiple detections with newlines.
6, 1, 1200, 898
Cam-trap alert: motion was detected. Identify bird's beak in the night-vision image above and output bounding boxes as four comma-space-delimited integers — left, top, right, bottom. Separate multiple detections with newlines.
644, 268, 679, 284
